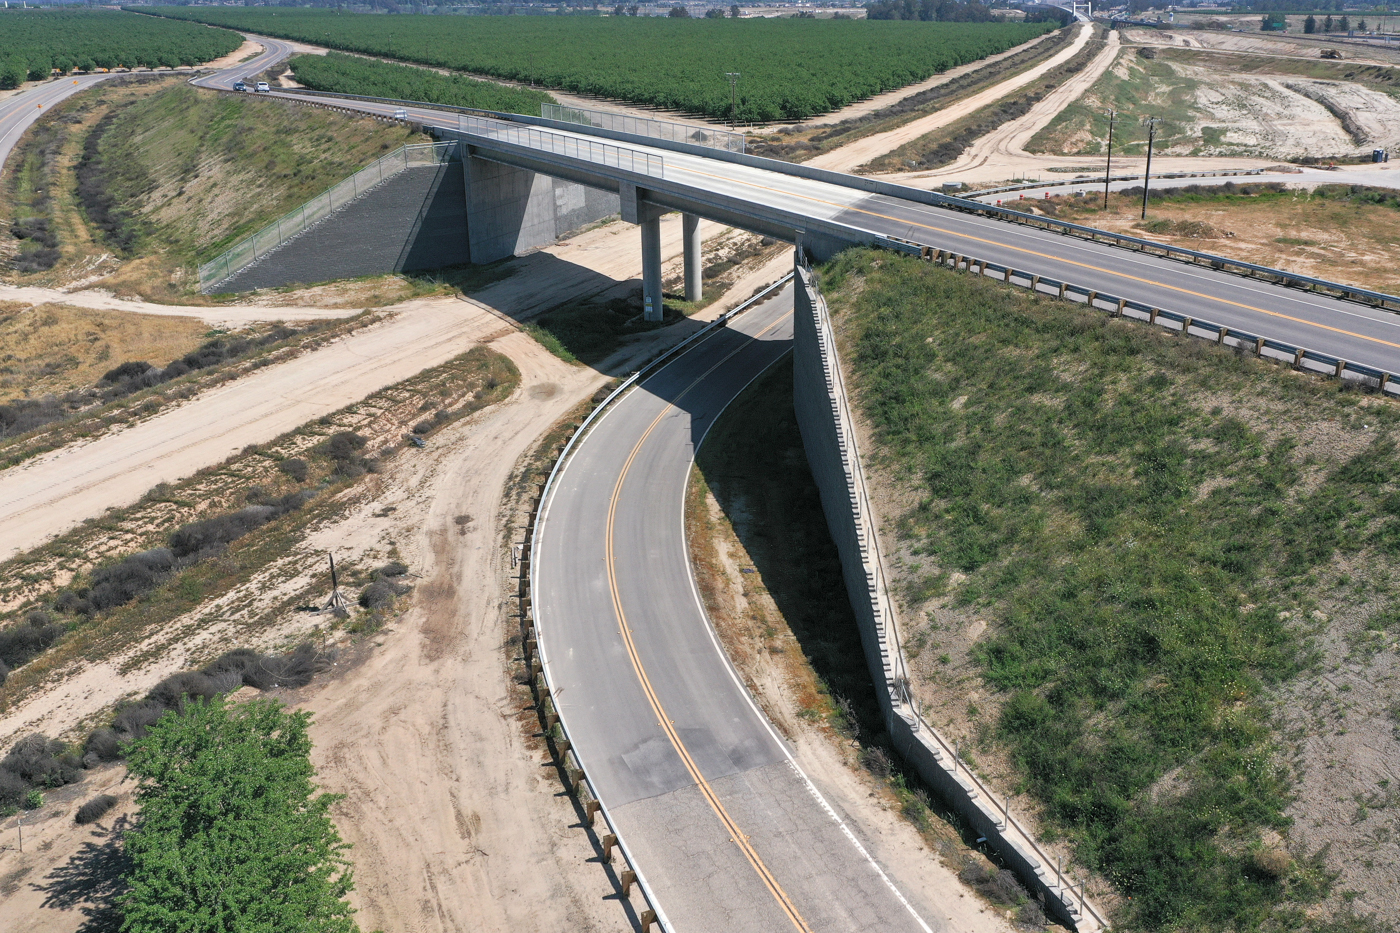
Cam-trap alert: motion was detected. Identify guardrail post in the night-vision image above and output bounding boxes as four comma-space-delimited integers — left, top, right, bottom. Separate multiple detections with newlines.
1180, 316, 1192, 336
640, 909, 658, 932
585, 799, 601, 827
601, 833, 618, 862
1293, 347, 1305, 368
620, 868, 637, 898
1217, 326, 1227, 345
1115, 298, 1126, 317
1030, 275, 1040, 292
1086, 290, 1097, 306
1383, 374, 1391, 392
1149, 308, 1160, 325
1336, 359, 1347, 377
1256, 336, 1265, 357
1003, 267, 1012, 283
1057, 282, 1067, 299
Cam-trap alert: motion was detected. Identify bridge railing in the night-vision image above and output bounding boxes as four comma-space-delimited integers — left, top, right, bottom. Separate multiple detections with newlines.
542, 103, 745, 154
457, 113, 664, 178
198, 141, 458, 293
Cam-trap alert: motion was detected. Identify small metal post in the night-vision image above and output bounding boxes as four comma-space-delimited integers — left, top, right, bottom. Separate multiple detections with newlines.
1103, 108, 1115, 209
1141, 117, 1159, 221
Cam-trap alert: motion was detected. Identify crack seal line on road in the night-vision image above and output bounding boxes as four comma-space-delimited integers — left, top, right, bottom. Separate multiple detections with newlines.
605, 312, 815, 933
667, 162, 1400, 353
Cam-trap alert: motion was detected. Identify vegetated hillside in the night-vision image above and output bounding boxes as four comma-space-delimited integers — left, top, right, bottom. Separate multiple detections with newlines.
289, 52, 555, 115
0, 9, 242, 88
1030, 46, 1400, 160
1, 79, 431, 298
141, 7, 1054, 121
823, 248, 1400, 931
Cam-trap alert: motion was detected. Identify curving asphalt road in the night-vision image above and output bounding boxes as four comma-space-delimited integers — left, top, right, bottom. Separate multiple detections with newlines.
535, 286, 937, 933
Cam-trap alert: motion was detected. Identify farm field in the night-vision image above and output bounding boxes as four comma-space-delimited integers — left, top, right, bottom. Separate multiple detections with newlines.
826, 248, 1400, 931
289, 52, 555, 116
141, 7, 1055, 121
0, 9, 242, 88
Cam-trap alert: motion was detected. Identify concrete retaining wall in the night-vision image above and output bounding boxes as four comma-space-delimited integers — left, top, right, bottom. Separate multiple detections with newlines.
791, 259, 1108, 932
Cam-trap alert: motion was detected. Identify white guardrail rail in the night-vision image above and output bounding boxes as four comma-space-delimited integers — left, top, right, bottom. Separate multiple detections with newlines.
542, 103, 745, 154
456, 113, 664, 178
197, 141, 458, 292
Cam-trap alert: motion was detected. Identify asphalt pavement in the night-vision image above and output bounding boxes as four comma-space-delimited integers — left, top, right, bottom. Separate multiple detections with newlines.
535, 287, 936, 933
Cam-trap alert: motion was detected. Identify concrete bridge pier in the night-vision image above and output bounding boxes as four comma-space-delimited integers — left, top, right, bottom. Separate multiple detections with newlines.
641, 213, 664, 322
683, 212, 702, 303
623, 183, 668, 321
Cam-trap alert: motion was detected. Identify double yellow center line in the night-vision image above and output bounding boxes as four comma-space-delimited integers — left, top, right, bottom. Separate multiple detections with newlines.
602, 312, 813, 933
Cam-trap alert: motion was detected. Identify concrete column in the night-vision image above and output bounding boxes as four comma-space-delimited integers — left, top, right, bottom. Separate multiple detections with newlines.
682, 212, 702, 303
641, 213, 664, 322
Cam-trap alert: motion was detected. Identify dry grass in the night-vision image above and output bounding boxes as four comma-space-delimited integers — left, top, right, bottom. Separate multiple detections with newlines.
0, 302, 208, 398
1040, 184, 1400, 295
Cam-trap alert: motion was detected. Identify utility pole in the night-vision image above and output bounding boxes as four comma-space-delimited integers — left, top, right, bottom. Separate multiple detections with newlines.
1141, 117, 1158, 221
724, 71, 740, 129
1103, 108, 1116, 210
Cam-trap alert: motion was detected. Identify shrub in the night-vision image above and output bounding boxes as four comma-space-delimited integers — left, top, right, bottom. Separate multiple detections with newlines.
83, 728, 124, 766
112, 701, 171, 742
412, 421, 433, 435
321, 431, 366, 461
0, 659, 8, 686
279, 457, 309, 483
87, 547, 174, 611
0, 612, 67, 670
168, 492, 311, 560
2, 734, 81, 788
377, 561, 408, 578
75, 794, 119, 825
0, 769, 28, 810
202, 644, 328, 691
359, 579, 396, 610
100, 360, 153, 384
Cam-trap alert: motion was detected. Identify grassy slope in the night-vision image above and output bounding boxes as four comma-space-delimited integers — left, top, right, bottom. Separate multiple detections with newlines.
2, 79, 432, 299
823, 248, 1400, 931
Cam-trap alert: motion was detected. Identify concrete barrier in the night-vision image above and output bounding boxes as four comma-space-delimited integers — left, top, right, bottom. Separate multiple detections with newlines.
791, 257, 1110, 932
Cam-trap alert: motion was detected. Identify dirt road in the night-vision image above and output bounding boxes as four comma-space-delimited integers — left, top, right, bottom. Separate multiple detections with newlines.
913, 30, 1122, 180
0, 213, 717, 562
805, 22, 1094, 173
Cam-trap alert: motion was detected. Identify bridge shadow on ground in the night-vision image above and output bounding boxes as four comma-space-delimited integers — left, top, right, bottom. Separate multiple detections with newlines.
690, 356, 1012, 881
33, 814, 131, 933
438, 250, 714, 377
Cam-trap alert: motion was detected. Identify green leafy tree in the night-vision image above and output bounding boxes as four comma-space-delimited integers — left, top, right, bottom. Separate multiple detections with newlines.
1304, 13, 1316, 32
121, 698, 358, 933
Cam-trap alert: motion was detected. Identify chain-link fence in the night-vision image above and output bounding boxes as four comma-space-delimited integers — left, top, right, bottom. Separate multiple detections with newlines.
198, 142, 459, 293
542, 103, 745, 154
458, 114, 664, 178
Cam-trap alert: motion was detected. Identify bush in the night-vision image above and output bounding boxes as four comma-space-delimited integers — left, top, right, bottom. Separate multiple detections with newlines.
0, 659, 8, 686
83, 728, 123, 766
87, 547, 174, 612
279, 457, 309, 483
321, 431, 366, 461
0, 612, 67, 670
2, 734, 81, 789
168, 492, 311, 560
202, 644, 328, 692
377, 561, 408, 578
111, 701, 171, 742
75, 794, 119, 825
359, 579, 396, 610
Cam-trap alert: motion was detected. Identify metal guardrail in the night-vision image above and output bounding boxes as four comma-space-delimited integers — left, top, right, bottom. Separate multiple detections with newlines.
197, 141, 458, 292
457, 113, 664, 178
525, 275, 793, 933
883, 239, 1400, 393
542, 103, 745, 155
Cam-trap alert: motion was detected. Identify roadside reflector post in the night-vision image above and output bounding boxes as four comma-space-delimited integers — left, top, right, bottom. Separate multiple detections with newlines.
602, 833, 618, 862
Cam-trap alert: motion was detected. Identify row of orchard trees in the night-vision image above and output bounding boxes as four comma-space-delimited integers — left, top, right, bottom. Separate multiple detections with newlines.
0, 10, 242, 89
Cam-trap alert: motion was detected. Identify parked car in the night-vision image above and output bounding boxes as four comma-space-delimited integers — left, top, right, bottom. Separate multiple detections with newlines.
393, 108, 408, 121
255, 81, 270, 93
232, 80, 247, 91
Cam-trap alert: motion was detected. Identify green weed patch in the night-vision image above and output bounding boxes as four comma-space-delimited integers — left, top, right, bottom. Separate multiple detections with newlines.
823, 248, 1400, 930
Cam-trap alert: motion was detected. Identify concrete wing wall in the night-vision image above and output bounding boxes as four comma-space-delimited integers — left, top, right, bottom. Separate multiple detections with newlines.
791, 261, 1108, 933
